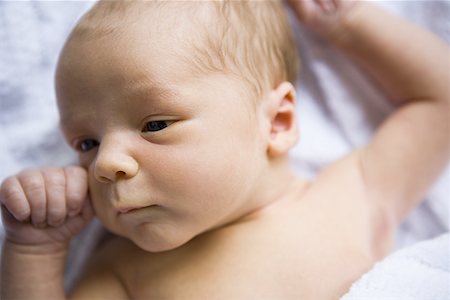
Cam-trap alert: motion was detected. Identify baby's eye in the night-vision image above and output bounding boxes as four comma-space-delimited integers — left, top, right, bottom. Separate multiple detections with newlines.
77, 139, 99, 152
142, 121, 173, 132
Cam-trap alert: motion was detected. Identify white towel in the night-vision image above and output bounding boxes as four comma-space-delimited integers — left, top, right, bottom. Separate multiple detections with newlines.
342, 233, 450, 300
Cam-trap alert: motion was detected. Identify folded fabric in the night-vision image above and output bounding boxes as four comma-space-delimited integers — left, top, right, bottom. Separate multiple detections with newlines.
342, 233, 450, 300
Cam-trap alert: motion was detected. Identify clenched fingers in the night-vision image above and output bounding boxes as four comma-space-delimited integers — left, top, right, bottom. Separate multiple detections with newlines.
42, 168, 67, 226
65, 166, 88, 217
0, 176, 31, 222
17, 170, 47, 227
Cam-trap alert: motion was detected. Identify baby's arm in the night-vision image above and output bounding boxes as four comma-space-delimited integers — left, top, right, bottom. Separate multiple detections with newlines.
289, 1, 449, 222
1, 167, 93, 299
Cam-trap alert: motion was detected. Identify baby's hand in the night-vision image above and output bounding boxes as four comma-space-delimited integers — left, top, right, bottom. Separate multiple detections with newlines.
287, 0, 360, 39
0, 167, 93, 250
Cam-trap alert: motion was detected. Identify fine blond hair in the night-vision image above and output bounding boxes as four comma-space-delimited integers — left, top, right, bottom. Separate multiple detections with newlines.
69, 0, 299, 101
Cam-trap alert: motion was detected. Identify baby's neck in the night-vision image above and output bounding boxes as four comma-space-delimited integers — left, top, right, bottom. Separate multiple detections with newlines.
202, 159, 306, 237
238, 175, 309, 223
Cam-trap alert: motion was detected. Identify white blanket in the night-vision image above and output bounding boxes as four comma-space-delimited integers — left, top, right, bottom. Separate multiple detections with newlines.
342, 233, 450, 299
0, 0, 448, 294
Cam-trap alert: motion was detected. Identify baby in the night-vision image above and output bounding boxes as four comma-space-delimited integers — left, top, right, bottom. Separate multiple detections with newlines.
1, 0, 449, 299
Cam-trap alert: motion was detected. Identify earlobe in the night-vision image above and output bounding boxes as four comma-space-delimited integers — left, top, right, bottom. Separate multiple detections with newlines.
266, 82, 299, 158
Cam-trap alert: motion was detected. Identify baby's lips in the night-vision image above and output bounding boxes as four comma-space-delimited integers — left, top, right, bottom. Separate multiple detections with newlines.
114, 203, 157, 214
116, 205, 141, 214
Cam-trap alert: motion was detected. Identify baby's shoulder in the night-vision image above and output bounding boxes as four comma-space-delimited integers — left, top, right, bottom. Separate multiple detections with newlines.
302, 150, 396, 257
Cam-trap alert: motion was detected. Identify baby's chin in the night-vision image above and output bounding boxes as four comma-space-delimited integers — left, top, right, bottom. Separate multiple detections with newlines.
125, 222, 197, 253
133, 238, 187, 253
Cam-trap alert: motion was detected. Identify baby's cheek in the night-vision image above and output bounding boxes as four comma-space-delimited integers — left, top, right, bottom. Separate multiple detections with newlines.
192, 153, 248, 200
87, 175, 111, 217
78, 152, 97, 169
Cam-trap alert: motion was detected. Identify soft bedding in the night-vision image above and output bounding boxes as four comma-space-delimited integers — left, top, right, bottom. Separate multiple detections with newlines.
0, 0, 448, 296
342, 233, 449, 299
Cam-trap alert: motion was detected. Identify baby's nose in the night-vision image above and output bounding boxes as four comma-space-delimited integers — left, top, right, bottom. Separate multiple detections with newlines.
93, 136, 139, 183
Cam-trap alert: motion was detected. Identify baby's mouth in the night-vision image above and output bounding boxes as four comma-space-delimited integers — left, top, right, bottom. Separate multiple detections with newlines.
115, 204, 157, 214
110, 184, 160, 214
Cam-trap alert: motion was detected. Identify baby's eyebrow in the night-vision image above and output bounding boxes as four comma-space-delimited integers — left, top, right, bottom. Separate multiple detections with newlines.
59, 110, 93, 132
58, 81, 182, 131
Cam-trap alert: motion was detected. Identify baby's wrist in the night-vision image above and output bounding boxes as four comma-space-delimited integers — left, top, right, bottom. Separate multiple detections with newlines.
327, 2, 372, 47
2, 240, 67, 299
4, 238, 70, 256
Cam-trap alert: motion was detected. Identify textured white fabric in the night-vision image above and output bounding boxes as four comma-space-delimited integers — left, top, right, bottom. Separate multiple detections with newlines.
0, 0, 448, 293
342, 234, 450, 300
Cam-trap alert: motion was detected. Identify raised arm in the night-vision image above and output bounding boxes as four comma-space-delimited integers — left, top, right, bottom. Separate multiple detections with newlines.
289, 0, 449, 222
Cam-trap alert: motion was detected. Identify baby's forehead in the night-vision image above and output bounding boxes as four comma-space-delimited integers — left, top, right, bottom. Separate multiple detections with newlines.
74, 1, 213, 41
66, 1, 219, 75
61, 0, 295, 107
61, 6, 202, 79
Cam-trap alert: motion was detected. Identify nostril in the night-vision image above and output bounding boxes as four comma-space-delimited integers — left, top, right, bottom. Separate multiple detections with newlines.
115, 171, 128, 180
93, 147, 139, 182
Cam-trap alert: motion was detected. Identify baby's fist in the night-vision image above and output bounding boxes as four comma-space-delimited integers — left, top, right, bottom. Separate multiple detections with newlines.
288, 0, 359, 39
0, 166, 93, 248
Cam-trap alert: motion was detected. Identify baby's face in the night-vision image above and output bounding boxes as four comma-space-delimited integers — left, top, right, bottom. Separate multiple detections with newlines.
56, 25, 268, 251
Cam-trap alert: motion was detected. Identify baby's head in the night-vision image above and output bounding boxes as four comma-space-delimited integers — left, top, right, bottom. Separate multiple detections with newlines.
56, 0, 300, 252
69, 0, 298, 100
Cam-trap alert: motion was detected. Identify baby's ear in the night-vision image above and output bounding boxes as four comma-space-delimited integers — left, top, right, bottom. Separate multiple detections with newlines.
265, 81, 298, 157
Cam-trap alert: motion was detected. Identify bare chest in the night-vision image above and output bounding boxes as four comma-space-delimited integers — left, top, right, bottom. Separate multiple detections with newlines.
115, 202, 378, 300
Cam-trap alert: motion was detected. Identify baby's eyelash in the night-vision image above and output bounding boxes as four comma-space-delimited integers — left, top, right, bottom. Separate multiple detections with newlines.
77, 139, 99, 152
72, 121, 174, 152
142, 121, 174, 132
